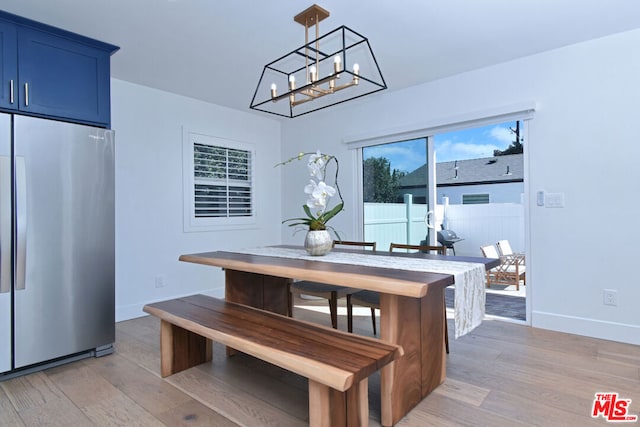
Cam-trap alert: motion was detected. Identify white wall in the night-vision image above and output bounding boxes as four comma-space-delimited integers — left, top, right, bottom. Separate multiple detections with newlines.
112, 79, 282, 321
280, 29, 640, 345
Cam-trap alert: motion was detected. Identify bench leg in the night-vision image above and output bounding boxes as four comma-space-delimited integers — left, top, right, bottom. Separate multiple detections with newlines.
309, 379, 368, 427
160, 320, 212, 377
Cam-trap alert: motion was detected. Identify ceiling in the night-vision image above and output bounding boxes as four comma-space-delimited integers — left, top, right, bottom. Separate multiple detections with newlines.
2, 0, 640, 118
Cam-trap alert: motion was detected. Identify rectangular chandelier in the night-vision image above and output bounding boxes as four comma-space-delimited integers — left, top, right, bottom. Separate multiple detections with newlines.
250, 4, 387, 118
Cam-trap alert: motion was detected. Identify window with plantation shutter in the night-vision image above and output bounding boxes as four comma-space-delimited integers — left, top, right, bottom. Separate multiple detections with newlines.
194, 144, 252, 218
183, 130, 255, 231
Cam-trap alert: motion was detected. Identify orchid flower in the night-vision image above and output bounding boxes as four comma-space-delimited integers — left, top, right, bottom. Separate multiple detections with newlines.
307, 150, 326, 180
277, 150, 344, 236
305, 180, 336, 212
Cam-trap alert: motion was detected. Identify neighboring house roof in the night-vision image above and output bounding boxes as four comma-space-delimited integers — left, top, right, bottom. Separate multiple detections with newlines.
400, 154, 524, 188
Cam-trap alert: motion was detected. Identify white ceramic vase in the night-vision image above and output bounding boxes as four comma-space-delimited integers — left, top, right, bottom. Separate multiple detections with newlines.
304, 229, 333, 256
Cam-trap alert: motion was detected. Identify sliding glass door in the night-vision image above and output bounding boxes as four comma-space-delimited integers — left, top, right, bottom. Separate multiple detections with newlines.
361, 137, 438, 250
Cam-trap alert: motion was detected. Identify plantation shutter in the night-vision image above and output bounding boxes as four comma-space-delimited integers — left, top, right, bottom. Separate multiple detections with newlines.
193, 143, 252, 218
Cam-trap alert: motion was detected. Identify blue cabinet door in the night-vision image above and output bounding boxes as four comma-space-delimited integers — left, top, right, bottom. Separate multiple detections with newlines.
17, 27, 111, 126
0, 21, 17, 110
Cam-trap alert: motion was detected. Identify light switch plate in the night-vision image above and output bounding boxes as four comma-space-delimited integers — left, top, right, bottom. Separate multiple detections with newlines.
545, 192, 565, 208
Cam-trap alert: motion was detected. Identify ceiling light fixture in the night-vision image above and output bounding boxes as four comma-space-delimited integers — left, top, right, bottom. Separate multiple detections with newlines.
250, 4, 386, 118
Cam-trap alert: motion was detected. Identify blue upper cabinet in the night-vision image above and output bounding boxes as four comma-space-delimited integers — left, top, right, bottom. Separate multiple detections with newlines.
0, 21, 17, 110
18, 27, 113, 126
0, 11, 118, 128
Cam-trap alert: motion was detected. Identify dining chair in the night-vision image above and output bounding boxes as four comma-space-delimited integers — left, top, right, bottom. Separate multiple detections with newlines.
287, 240, 377, 329
347, 243, 450, 354
389, 242, 447, 254
480, 243, 526, 290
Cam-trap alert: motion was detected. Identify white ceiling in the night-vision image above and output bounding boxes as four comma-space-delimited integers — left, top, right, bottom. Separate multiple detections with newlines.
2, 0, 640, 117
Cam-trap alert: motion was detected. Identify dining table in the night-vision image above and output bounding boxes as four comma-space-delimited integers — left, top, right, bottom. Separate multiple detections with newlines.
179, 245, 499, 426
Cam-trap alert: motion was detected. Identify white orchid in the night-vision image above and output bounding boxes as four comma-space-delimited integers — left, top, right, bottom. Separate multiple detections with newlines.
307, 150, 326, 180
277, 150, 344, 234
305, 180, 336, 211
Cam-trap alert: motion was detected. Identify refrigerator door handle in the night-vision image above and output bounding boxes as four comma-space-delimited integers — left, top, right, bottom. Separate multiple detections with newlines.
0, 156, 9, 293
16, 157, 26, 290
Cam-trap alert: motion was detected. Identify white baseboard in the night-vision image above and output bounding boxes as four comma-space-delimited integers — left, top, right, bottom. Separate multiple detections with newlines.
532, 311, 640, 346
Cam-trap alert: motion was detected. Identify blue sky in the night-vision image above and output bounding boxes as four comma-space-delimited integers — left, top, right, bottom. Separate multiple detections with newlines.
363, 121, 519, 174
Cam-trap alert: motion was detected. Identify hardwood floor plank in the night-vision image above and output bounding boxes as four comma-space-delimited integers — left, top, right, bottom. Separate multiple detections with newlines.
193, 346, 310, 419
46, 362, 122, 407
114, 328, 162, 374
431, 377, 490, 407
1, 372, 92, 426
16, 396, 93, 426
406, 392, 529, 426
481, 389, 605, 426
45, 358, 166, 426
0, 386, 25, 426
2, 305, 639, 426
80, 393, 165, 426
155, 399, 241, 427
166, 366, 307, 427
1, 371, 68, 411
85, 353, 192, 415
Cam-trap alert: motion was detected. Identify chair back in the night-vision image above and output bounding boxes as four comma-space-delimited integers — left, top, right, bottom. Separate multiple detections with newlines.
496, 240, 514, 256
389, 243, 445, 255
333, 240, 377, 251
480, 244, 500, 259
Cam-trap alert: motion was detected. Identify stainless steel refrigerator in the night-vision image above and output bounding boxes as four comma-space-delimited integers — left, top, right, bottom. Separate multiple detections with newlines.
0, 113, 115, 377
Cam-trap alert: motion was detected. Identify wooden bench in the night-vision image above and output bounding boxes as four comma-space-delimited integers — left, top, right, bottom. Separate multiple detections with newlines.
143, 294, 404, 427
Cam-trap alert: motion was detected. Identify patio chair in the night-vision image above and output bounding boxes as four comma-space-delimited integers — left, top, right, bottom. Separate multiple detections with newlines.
480, 243, 526, 291
287, 240, 377, 329
497, 239, 526, 266
347, 243, 450, 353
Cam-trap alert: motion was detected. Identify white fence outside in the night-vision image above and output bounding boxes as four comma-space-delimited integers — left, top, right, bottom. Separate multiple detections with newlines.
364, 197, 524, 257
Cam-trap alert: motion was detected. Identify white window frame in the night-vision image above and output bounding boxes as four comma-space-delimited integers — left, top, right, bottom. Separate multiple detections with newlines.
344, 102, 536, 240
183, 128, 256, 232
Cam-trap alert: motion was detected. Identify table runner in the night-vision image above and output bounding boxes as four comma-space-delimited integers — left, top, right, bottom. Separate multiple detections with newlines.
228, 247, 486, 338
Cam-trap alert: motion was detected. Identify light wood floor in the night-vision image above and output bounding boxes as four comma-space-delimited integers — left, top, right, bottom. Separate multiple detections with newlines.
1, 303, 639, 426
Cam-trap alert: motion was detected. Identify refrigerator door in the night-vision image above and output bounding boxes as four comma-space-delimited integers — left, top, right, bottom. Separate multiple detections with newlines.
0, 113, 11, 373
13, 115, 115, 368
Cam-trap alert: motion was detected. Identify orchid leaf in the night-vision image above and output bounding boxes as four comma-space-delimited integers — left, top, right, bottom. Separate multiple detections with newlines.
302, 205, 316, 220
321, 202, 344, 223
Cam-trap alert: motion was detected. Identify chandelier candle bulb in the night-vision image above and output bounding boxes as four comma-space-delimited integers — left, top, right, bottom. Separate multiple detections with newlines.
289, 76, 296, 104
353, 63, 360, 84
310, 65, 317, 82
333, 55, 342, 74
270, 83, 277, 99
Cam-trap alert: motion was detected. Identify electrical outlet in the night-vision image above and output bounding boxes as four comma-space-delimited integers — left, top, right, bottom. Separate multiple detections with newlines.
155, 275, 165, 288
603, 289, 617, 306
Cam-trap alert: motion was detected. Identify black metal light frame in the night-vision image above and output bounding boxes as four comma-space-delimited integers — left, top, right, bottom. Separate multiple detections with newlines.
250, 25, 387, 118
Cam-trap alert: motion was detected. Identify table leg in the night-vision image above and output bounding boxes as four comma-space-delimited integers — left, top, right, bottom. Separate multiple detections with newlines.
225, 269, 291, 314
224, 269, 291, 356
379, 287, 446, 426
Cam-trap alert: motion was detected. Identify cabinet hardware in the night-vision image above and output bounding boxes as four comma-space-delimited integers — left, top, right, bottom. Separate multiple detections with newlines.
24, 82, 29, 107
9, 80, 14, 104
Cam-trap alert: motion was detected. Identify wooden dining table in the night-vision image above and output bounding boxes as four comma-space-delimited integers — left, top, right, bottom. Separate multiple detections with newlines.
179, 245, 499, 426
